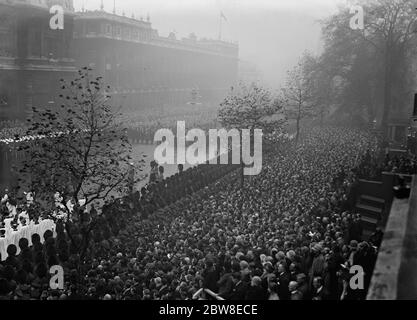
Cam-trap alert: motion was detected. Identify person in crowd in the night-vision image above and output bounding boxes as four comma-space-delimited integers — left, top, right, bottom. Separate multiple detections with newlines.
158, 166, 165, 182
230, 272, 250, 300
276, 263, 290, 300
149, 161, 159, 183
202, 260, 220, 293
289, 281, 303, 300
245, 276, 267, 300
267, 282, 280, 300
217, 265, 234, 299
178, 164, 184, 175
311, 277, 329, 300
296, 273, 310, 300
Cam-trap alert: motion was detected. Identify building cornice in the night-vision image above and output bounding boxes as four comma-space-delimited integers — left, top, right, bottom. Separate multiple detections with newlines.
74, 10, 238, 59
74, 34, 238, 59
75, 11, 152, 29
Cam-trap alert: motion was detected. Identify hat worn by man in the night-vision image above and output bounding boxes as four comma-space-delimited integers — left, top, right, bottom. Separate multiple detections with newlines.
349, 240, 358, 249
312, 244, 323, 253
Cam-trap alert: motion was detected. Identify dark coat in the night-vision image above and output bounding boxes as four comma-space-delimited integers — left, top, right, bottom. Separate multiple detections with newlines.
245, 285, 268, 300
290, 290, 303, 300
230, 280, 249, 300
277, 272, 290, 300
311, 286, 330, 300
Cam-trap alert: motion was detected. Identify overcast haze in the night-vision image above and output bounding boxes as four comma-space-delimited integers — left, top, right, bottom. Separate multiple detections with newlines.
74, 0, 343, 87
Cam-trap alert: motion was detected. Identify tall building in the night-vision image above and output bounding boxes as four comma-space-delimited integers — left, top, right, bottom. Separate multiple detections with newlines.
73, 9, 239, 113
0, 0, 76, 122
0, 0, 239, 124
0, 0, 239, 190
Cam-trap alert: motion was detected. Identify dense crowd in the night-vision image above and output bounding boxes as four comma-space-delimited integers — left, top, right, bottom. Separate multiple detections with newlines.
1, 106, 219, 145
0, 126, 383, 300
122, 106, 219, 144
356, 149, 417, 180
382, 154, 417, 175
135, 160, 239, 219
0, 121, 26, 142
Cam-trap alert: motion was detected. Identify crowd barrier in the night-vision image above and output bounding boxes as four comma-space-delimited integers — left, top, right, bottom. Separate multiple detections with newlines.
192, 288, 225, 300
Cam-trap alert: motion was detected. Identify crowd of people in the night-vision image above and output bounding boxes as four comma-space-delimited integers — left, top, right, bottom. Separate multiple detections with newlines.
134, 160, 239, 219
356, 149, 417, 181
382, 154, 417, 175
125, 119, 219, 145
0, 120, 26, 143
0, 106, 219, 146
0, 126, 383, 300
122, 106, 219, 145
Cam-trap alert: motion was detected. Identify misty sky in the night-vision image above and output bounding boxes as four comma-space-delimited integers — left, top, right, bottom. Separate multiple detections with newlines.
74, 0, 344, 88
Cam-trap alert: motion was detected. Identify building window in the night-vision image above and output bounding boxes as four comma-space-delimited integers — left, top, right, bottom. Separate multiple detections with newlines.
0, 31, 13, 57
105, 24, 112, 35
0, 14, 14, 57
87, 22, 98, 34
0, 92, 8, 107
132, 30, 139, 40
116, 26, 121, 37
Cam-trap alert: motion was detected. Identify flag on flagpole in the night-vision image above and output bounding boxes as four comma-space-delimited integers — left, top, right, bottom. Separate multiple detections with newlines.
220, 11, 227, 22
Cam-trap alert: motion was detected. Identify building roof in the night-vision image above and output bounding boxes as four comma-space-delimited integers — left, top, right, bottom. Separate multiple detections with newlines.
75, 10, 152, 29
74, 10, 239, 59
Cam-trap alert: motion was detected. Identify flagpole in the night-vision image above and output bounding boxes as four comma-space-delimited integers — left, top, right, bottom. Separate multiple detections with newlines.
218, 12, 222, 41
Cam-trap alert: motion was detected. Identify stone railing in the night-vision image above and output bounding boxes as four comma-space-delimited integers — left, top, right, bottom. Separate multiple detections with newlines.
367, 175, 417, 300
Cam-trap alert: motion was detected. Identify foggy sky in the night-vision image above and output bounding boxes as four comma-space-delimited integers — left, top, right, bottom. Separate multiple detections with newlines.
73, 0, 343, 88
